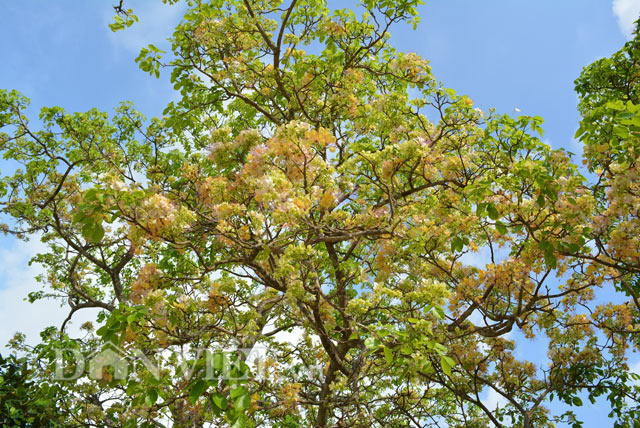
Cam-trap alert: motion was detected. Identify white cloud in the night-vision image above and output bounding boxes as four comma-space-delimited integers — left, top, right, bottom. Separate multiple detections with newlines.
0, 237, 59, 353
613, 0, 640, 39
484, 386, 508, 411
0, 237, 98, 354
273, 326, 305, 345
459, 244, 510, 270
482, 386, 513, 427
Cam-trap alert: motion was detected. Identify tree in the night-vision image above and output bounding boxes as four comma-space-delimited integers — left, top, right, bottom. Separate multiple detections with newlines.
0, 352, 67, 427
0, 1, 638, 427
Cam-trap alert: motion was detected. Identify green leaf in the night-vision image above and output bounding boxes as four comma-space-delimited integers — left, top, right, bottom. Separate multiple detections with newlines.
451, 236, 464, 252
211, 393, 228, 411
145, 388, 158, 406
538, 240, 557, 269
495, 221, 508, 235
544, 251, 557, 269
212, 352, 224, 371
82, 221, 105, 243
567, 243, 580, 253
487, 203, 499, 220
230, 385, 248, 399
72, 211, 87, 224
235, 392, 251, 411
476, 202, 487, 217
440, 355, 455, 377
108, 16, 125, 32
432, 306, 445, 320
434, 343, 447, 354
189, 380, 206, 404
231, 415, 249, 428
383, 346, 394, 365
364, 337, 381, 349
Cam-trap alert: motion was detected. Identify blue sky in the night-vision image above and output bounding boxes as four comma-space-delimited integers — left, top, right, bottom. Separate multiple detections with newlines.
1, 0, 639, 426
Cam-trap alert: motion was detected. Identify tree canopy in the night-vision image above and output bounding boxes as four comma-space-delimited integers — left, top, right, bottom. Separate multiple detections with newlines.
0, 2, 639, 427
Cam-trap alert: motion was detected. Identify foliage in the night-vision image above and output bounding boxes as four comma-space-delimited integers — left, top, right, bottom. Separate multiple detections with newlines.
0, 2, 639, 427
572, 19, 640, 427
0, 352, 67, 427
